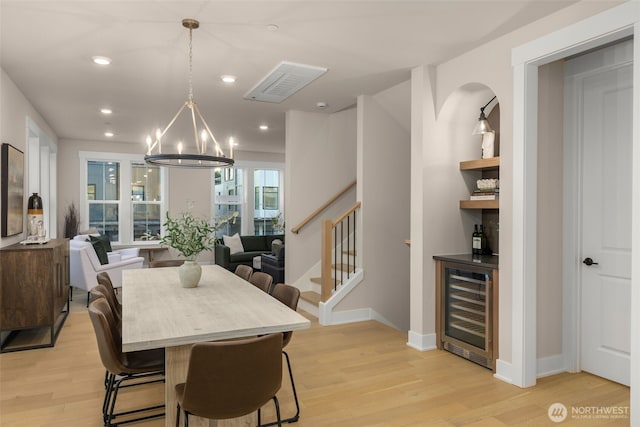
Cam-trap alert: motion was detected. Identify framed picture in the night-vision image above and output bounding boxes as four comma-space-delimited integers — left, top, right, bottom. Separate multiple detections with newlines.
1, 143, 25, 237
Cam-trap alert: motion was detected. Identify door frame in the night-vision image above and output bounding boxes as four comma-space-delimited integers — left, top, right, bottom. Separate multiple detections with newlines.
510, 1, 639, 407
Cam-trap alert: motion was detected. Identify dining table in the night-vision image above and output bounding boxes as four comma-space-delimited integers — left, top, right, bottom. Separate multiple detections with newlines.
122, 264, 311, 427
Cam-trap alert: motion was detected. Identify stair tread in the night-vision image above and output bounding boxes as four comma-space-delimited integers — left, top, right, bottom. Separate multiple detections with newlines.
301, 291, 321, 305
310, 277, 341, 286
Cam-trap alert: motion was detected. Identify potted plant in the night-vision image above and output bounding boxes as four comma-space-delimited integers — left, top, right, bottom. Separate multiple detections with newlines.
160, 211, 217, 287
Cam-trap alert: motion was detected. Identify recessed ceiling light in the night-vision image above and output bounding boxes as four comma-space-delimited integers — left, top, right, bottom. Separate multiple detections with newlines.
100, 108, 112, 115
92, 56, 112, 66
221, 75, 236, 84
266, 24, 279, 32
259, 124, 269, 131
104, 132, 114, 137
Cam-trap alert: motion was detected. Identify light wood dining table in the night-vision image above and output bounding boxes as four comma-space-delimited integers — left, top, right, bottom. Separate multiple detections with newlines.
122, 264, 311, 427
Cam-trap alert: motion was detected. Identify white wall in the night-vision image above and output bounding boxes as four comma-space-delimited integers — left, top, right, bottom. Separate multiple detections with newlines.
345, 81, 412, 330
0, 69, 58, 248
285, 109, 357, 283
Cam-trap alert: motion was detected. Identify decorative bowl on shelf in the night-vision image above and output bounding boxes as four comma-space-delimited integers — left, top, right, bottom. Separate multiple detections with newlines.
477, 179, 499, 190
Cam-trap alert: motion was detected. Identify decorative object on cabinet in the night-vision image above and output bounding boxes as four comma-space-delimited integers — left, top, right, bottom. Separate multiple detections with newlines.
1, 143, 24, 237
434, 254, 498, 371
0, 239, 70, 352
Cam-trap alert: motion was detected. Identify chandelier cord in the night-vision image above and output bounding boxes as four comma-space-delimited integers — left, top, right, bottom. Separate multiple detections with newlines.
188, 25, 194, 102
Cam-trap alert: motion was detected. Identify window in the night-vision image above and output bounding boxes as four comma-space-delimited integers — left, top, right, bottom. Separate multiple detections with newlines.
87, 161, 120, 241
254, 169, 281, 235
131, 162, 162, 241
213, 164, 284, 237
80, 152, 167, 244
214, 168, 243, 239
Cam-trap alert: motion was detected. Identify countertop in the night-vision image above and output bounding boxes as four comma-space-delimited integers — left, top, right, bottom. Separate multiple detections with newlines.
432, 253, 499, 269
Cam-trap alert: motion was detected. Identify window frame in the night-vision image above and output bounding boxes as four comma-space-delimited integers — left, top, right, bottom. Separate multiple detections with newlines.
79, 151, 168, 245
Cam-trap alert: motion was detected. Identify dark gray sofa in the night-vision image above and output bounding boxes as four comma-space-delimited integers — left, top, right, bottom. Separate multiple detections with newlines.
214, 234, 284, 271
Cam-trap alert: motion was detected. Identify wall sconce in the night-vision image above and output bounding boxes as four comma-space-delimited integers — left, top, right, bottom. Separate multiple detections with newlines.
472, 95, 497, 135
473, 95, 497, 159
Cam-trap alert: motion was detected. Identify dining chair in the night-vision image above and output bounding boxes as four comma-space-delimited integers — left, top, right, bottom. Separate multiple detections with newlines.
234, 264, 253, 281
96, 272, 121, 317
175, 333, 284, 427
249, 271, 274, 294
88, 297, 165, 427
149, 259, 185, 268
263, 283, 302, 426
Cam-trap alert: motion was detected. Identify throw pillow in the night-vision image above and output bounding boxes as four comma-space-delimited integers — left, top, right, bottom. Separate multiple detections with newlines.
223, 233, 244, 255
89, 239, 109, 265
89, 234, 113, 252
87, 234, 112, 265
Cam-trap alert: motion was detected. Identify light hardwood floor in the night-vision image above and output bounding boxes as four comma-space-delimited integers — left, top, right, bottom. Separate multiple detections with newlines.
0, 294, 630, 426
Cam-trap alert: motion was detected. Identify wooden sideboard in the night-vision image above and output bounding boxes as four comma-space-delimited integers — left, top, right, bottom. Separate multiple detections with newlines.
0, 238, 70, 352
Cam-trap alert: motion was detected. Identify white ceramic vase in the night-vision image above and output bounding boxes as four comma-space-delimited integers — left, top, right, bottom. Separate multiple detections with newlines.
179, 260, 202, 288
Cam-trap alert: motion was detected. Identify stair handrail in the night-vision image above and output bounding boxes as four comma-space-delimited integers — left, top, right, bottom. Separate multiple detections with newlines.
321, 201, 361, 302
291, 180, 356, 234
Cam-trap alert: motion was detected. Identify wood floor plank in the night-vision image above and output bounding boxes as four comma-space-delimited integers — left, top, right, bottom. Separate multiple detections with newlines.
0, 295, 630, 426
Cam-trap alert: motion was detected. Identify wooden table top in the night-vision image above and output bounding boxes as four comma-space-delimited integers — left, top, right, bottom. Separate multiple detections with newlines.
122, 264, 310, 352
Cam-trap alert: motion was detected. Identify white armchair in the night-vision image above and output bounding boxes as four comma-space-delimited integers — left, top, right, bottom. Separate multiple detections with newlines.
69, 235, 144, 302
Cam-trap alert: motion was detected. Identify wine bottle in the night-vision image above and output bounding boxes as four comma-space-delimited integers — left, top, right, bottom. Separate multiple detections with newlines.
479, 224, 488, 255
472, 224, 481, 255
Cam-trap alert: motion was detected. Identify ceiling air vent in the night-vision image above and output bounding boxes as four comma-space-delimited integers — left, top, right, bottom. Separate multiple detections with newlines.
244, 61, 328, 103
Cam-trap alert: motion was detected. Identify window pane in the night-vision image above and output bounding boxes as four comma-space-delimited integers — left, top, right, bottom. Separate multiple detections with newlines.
89, 203, 119, 241
133, 203, 161, 241
88, 161, 120, 200
254, 169, 280, 235
215, 205, 241, 238
264, 187, 278, 210
131, 163, 161, 201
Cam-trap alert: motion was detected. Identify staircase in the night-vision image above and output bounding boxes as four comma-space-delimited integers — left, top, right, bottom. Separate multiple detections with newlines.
296, 202, 363, 324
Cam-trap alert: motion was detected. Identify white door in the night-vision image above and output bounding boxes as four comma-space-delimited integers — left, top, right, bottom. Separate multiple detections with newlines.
569, 40, 633, 386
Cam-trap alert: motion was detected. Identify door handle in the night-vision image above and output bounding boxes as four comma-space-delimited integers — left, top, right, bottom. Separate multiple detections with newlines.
583, 257, 599, 266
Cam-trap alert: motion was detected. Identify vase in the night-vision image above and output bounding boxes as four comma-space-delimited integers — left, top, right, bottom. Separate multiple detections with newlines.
178, 261, 202, 288
27, 193, 44, 240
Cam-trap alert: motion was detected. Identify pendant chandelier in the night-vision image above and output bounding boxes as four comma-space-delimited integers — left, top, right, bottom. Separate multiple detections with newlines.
144, 19, 234, 168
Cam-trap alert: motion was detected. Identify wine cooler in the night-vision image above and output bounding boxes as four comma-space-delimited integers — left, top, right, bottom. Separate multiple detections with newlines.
434, 255, 498, 371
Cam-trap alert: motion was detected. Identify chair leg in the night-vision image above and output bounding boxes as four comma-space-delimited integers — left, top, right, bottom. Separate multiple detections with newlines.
258, 351, 298, 427
284, 350, 300, 422
273, 396, 282, 427
176, 403, 180, 427
184, 411, 189, 427
105, 372, 165, 426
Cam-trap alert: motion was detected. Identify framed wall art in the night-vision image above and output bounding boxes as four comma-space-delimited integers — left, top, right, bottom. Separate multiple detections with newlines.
1, 143, 25, 237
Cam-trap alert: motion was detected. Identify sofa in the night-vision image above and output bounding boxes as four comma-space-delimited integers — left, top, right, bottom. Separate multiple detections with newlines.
261, 242, 285, 284
214, 234, 284, 271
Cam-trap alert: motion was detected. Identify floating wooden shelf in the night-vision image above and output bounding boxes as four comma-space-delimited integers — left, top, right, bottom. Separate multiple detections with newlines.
459, 199, 499, 209
459, 156, 500, 171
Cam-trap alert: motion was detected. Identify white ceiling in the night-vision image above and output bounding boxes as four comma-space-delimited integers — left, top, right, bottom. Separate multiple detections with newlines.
1, 1, 578, 155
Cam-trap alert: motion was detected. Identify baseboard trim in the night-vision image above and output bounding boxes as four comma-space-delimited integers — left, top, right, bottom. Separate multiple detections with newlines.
406, 330, 437, 351
494, 359, 513, 384
537, 354, 565, 378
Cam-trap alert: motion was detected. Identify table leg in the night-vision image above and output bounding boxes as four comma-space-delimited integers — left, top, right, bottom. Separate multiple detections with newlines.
166, 345, 258, 427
